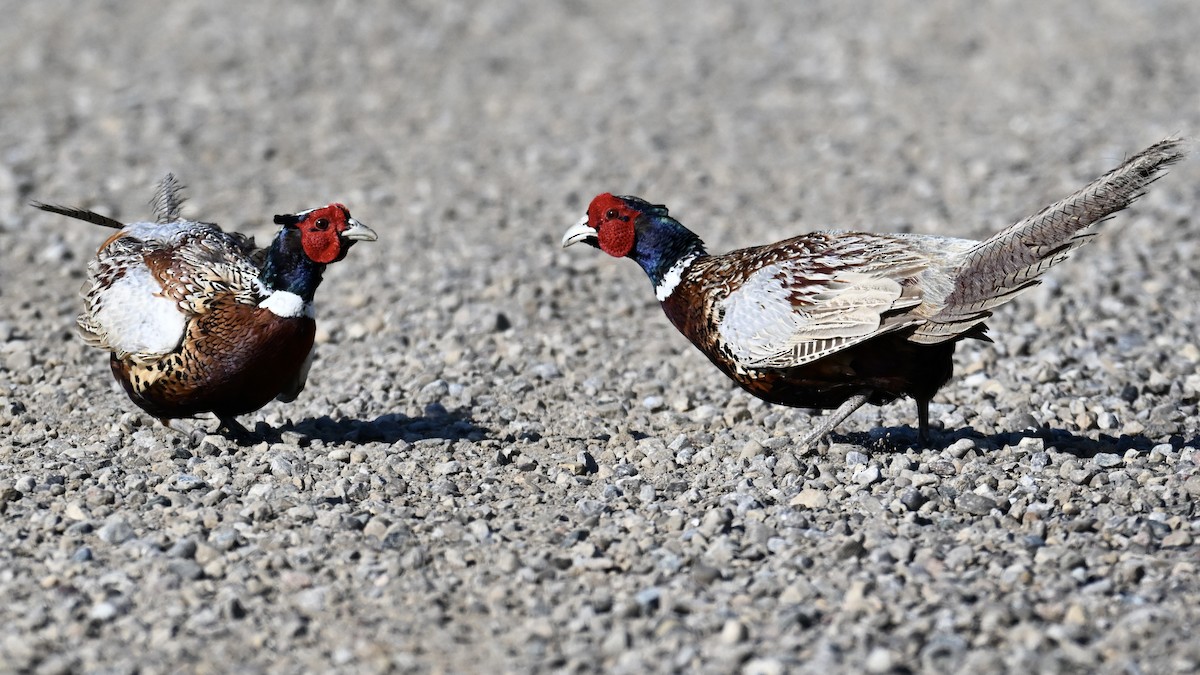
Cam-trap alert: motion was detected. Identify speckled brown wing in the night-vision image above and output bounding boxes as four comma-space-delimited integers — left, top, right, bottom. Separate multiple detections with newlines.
674, 232, 952, 373
77, 220, 267, 365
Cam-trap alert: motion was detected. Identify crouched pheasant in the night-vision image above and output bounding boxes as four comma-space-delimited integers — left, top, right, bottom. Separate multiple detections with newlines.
563, 139, 1185, 447
34, 174, 377, 437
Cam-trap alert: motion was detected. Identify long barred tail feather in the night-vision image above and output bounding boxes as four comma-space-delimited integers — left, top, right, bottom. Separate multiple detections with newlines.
913, 138, 1186, 343
30, 201, 126, 230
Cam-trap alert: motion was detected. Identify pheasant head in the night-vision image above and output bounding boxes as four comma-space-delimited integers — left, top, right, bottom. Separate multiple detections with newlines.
261, 204, 376, 304
563, 193, 705, 299
274, 203, 377, 264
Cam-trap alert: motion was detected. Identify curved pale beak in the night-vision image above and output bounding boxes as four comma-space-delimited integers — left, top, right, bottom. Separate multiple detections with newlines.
343, 218, 378, 242
561, 215, 597, 248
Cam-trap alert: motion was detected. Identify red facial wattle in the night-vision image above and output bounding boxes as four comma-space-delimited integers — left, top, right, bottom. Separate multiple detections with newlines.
588, 193, 636, 258
298, 204, 348, 264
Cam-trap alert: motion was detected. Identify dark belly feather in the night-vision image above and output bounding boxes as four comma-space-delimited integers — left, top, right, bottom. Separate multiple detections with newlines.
112, 303, 316, 420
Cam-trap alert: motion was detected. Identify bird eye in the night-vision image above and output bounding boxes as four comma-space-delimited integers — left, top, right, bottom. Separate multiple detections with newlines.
315, 218, 330, 230
605, 209, 618, 219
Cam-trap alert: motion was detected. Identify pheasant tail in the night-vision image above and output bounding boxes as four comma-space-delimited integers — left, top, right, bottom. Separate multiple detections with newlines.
914, 138, 1186, 343
150, 173, 187, 223
30, 201, 126, 230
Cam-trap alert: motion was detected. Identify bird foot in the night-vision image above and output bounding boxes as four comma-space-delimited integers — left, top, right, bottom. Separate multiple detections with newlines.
159, 418, 208, 447
796, 391, 872, 452
915, 428, 935, 449
216, 417, 255, 445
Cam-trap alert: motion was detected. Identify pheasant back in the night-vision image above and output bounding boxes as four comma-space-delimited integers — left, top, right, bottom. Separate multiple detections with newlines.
78, 221, 267, 366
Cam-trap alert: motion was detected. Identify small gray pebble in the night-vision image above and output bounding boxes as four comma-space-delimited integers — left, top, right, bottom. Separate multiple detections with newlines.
167, 538, 197, 559
495, 447, 516, 465
436, 460, 464, 475
929, 460, 958, 476
846, 450, 870, 467
739, 439, 765, 459
531, 362, 560, 380
638, 483, 656, 503
417, 379, 449, 404
467, 520, 492, 543
853, 465, 882, 485
719, 619, 749, 644
691, 564, 722, 586
613, 462, 638, 478
1010, 413, 1039, 430
743, 658, 786, 675
900, 489, 927, 511
88, 602, 119, 622
1029, 452, 1050, 472
577, 499, 607, 517
957, 493, 999, 515
634, 587, 662, 614
168, 559, 204, 581
210, 528, 240, 551
174, 474, 206, 491
430, 479, 460, 496
946, 438, 976, 457
98, 518, 135, 545
577, 451, 599, 474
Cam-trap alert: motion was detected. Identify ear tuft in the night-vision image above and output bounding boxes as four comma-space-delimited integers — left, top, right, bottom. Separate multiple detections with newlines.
274, 213, 301, 226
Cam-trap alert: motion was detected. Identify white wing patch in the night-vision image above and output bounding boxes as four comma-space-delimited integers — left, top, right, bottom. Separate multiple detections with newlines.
259, 290, 313, 318
90, 266, 187, 356
717, 265, 918, 369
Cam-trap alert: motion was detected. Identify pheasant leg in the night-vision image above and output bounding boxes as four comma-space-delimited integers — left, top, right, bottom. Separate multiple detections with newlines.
796, 391, 872, 450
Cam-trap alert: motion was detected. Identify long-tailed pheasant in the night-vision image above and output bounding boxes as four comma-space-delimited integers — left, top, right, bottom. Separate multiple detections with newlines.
562, 139, 1185, 447
34, 174, 377, 437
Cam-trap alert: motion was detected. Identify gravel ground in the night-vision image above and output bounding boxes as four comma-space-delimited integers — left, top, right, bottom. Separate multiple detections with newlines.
3, 2, 1200, 673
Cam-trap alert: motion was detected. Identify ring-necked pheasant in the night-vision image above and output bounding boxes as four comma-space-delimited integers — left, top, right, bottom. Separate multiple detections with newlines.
33, 174, 377, 438
563, 139, 1185, 448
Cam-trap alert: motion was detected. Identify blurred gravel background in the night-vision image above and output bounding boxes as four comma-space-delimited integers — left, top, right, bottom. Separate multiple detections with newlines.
2, 1, 1200, 673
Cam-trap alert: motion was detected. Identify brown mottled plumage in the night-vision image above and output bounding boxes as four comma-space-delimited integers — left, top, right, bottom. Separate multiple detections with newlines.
34, 175, 376, 437
564, 139, 1185, 447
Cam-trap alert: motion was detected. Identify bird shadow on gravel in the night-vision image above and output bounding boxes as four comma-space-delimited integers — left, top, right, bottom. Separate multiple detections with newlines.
259, 406, 488, 446
833, 425, 1194, 458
